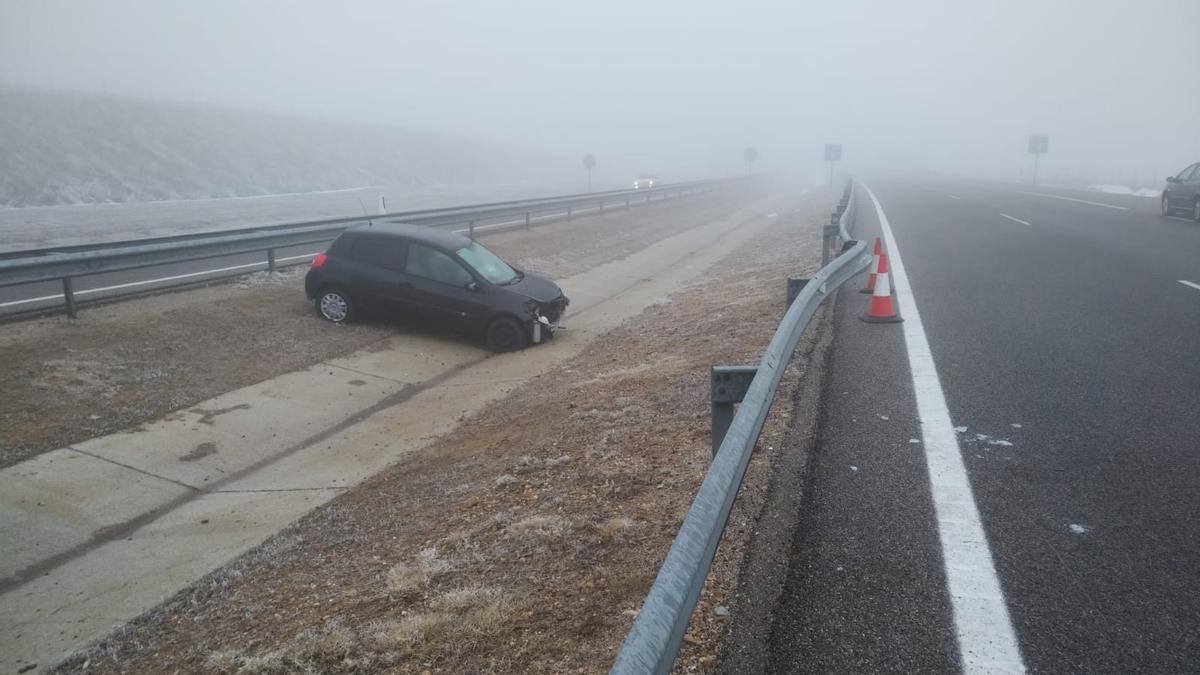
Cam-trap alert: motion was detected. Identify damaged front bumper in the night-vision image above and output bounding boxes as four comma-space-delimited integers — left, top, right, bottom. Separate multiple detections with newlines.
528, 295, 569, 344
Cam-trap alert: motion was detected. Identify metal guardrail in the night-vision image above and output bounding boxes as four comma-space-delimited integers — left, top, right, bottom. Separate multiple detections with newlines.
0, 178, 731, 317
610, 182, 868, 674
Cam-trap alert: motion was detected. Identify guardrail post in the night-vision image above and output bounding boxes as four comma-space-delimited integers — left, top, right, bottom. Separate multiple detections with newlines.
567, 206, 572, 221
599, 201, 604, 213
62, 277, 78, 318
625, 197, 630, 209
710, 365, 758, 456
469, 220, 475, 240
267, 248, 277, 272
525, 212, 531, 228
787, 278, 809, 308
822, 224, 839, 266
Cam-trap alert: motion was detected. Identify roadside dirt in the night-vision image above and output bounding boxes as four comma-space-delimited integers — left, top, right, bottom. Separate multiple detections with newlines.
53, 195, 830, 674
0, 189, 758, 469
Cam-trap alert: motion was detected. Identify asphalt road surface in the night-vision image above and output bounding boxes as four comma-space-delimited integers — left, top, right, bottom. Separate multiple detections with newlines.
0, 182, 594, 253
766, 179, 1200, 673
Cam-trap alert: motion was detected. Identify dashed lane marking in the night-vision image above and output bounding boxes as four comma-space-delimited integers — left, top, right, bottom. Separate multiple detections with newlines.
1014, 190, 1128, 211
999, 213, 1031, 226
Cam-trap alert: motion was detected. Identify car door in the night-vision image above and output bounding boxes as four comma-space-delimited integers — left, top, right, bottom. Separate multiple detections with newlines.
1169, 164, 1199, 209
343, 236, 412, 312
403, 243, 493, 330
1182, 164, 1200, 203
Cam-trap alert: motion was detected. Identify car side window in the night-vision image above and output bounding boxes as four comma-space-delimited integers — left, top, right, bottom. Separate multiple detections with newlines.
406, 244, 473, 287
1177, 165, 1199, 182
347, 236, 406, 271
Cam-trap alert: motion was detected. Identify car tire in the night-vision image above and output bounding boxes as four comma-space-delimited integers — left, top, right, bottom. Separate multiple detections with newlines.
485, 316, 530, 352
1162, 193, 1172, 216
1193, 198, 1200, 223
316, 287, 354, 323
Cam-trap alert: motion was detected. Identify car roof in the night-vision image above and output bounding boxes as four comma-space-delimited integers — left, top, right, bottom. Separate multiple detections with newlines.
341, 221, 472, 250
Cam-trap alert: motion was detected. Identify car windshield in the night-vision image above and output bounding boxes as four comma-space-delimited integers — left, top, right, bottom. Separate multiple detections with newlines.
456, 241, 518, 285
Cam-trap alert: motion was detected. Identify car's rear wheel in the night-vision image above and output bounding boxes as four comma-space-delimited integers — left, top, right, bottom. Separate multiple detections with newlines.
1162, 193, 1172, 216
316, 287, 354, 323
485, 316, 530, 352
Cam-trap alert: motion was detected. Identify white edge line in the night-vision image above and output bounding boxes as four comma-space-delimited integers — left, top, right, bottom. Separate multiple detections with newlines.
948, 194, 962, 200
998, 213, 1031, 226
0, 253, 320, 309
1015, 190, 1129, 211
862, 183, 1027, 674
1178, 280, 1200, 292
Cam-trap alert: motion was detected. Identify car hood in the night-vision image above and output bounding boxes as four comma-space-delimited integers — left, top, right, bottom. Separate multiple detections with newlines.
505, 273, 564, 303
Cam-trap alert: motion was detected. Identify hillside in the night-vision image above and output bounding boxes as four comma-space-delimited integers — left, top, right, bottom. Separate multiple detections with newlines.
0, 86, 565, 207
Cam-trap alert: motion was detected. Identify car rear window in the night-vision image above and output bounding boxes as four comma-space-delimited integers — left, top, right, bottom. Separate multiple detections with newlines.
346, 236, 406, 270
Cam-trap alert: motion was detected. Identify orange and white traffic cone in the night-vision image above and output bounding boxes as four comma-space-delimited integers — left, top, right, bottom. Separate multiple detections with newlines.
861, 251, 903, 323
860, 237, 883, 293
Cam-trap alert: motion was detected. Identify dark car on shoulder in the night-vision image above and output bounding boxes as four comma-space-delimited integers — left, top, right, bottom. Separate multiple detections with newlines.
305, 223, 568, 351
1162, 162, 1200, 222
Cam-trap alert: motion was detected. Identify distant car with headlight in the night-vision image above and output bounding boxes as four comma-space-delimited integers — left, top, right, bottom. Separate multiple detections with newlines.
305, 223, 568, 351
633, 174, 657, 189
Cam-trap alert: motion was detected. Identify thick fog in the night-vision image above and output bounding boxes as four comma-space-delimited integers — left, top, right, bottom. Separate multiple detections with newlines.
2, 0, 1198, 185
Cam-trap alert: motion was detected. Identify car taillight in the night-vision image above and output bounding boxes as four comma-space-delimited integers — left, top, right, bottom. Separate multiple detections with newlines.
311, 253, 327, 268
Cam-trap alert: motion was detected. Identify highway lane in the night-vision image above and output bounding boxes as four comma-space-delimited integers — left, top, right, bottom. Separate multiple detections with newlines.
0, 182, 599, 253
766, 178, 1200, 673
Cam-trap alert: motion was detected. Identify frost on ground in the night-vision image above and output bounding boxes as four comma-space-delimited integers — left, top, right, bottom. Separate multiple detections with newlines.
1086, 184, 1161, 198
0, 282, 391, 468
232, 267, 308, 290
50, 191, 830, 675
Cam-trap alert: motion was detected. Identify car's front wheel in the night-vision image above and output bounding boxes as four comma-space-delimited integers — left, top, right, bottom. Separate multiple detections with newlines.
316, 287, 354, 323
1162, 193, 1172, 216
485, 316, 530, 352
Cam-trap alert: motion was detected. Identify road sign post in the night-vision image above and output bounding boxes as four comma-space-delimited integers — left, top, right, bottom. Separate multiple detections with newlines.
1028, 135, 1049, 186
825, 144, 842, 191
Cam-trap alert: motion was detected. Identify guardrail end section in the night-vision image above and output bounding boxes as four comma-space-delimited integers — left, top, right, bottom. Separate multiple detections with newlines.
710, 365, 758, 456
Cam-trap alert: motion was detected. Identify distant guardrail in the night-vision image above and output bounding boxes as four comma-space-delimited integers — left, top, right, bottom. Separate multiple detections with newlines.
609, 182, 868, 674
0, 178, 734, 318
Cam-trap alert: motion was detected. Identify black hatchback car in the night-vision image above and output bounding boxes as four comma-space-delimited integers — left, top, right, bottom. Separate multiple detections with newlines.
305, 223, 568, 351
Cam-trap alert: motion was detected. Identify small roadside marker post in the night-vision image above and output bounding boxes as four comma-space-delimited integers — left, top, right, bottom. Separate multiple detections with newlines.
1028, 135, 1049, 186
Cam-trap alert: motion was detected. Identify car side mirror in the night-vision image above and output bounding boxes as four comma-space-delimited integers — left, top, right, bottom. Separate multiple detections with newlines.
466, 281, 481, 292
1166, 176, 1178, 183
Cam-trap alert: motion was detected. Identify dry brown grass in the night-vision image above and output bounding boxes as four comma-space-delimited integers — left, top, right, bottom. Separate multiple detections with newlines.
384, 547, 453, 594
504, 514, 572, 542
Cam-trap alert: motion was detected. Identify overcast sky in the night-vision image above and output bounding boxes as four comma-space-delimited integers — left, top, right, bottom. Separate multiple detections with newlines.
2, 0, 1198, 183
